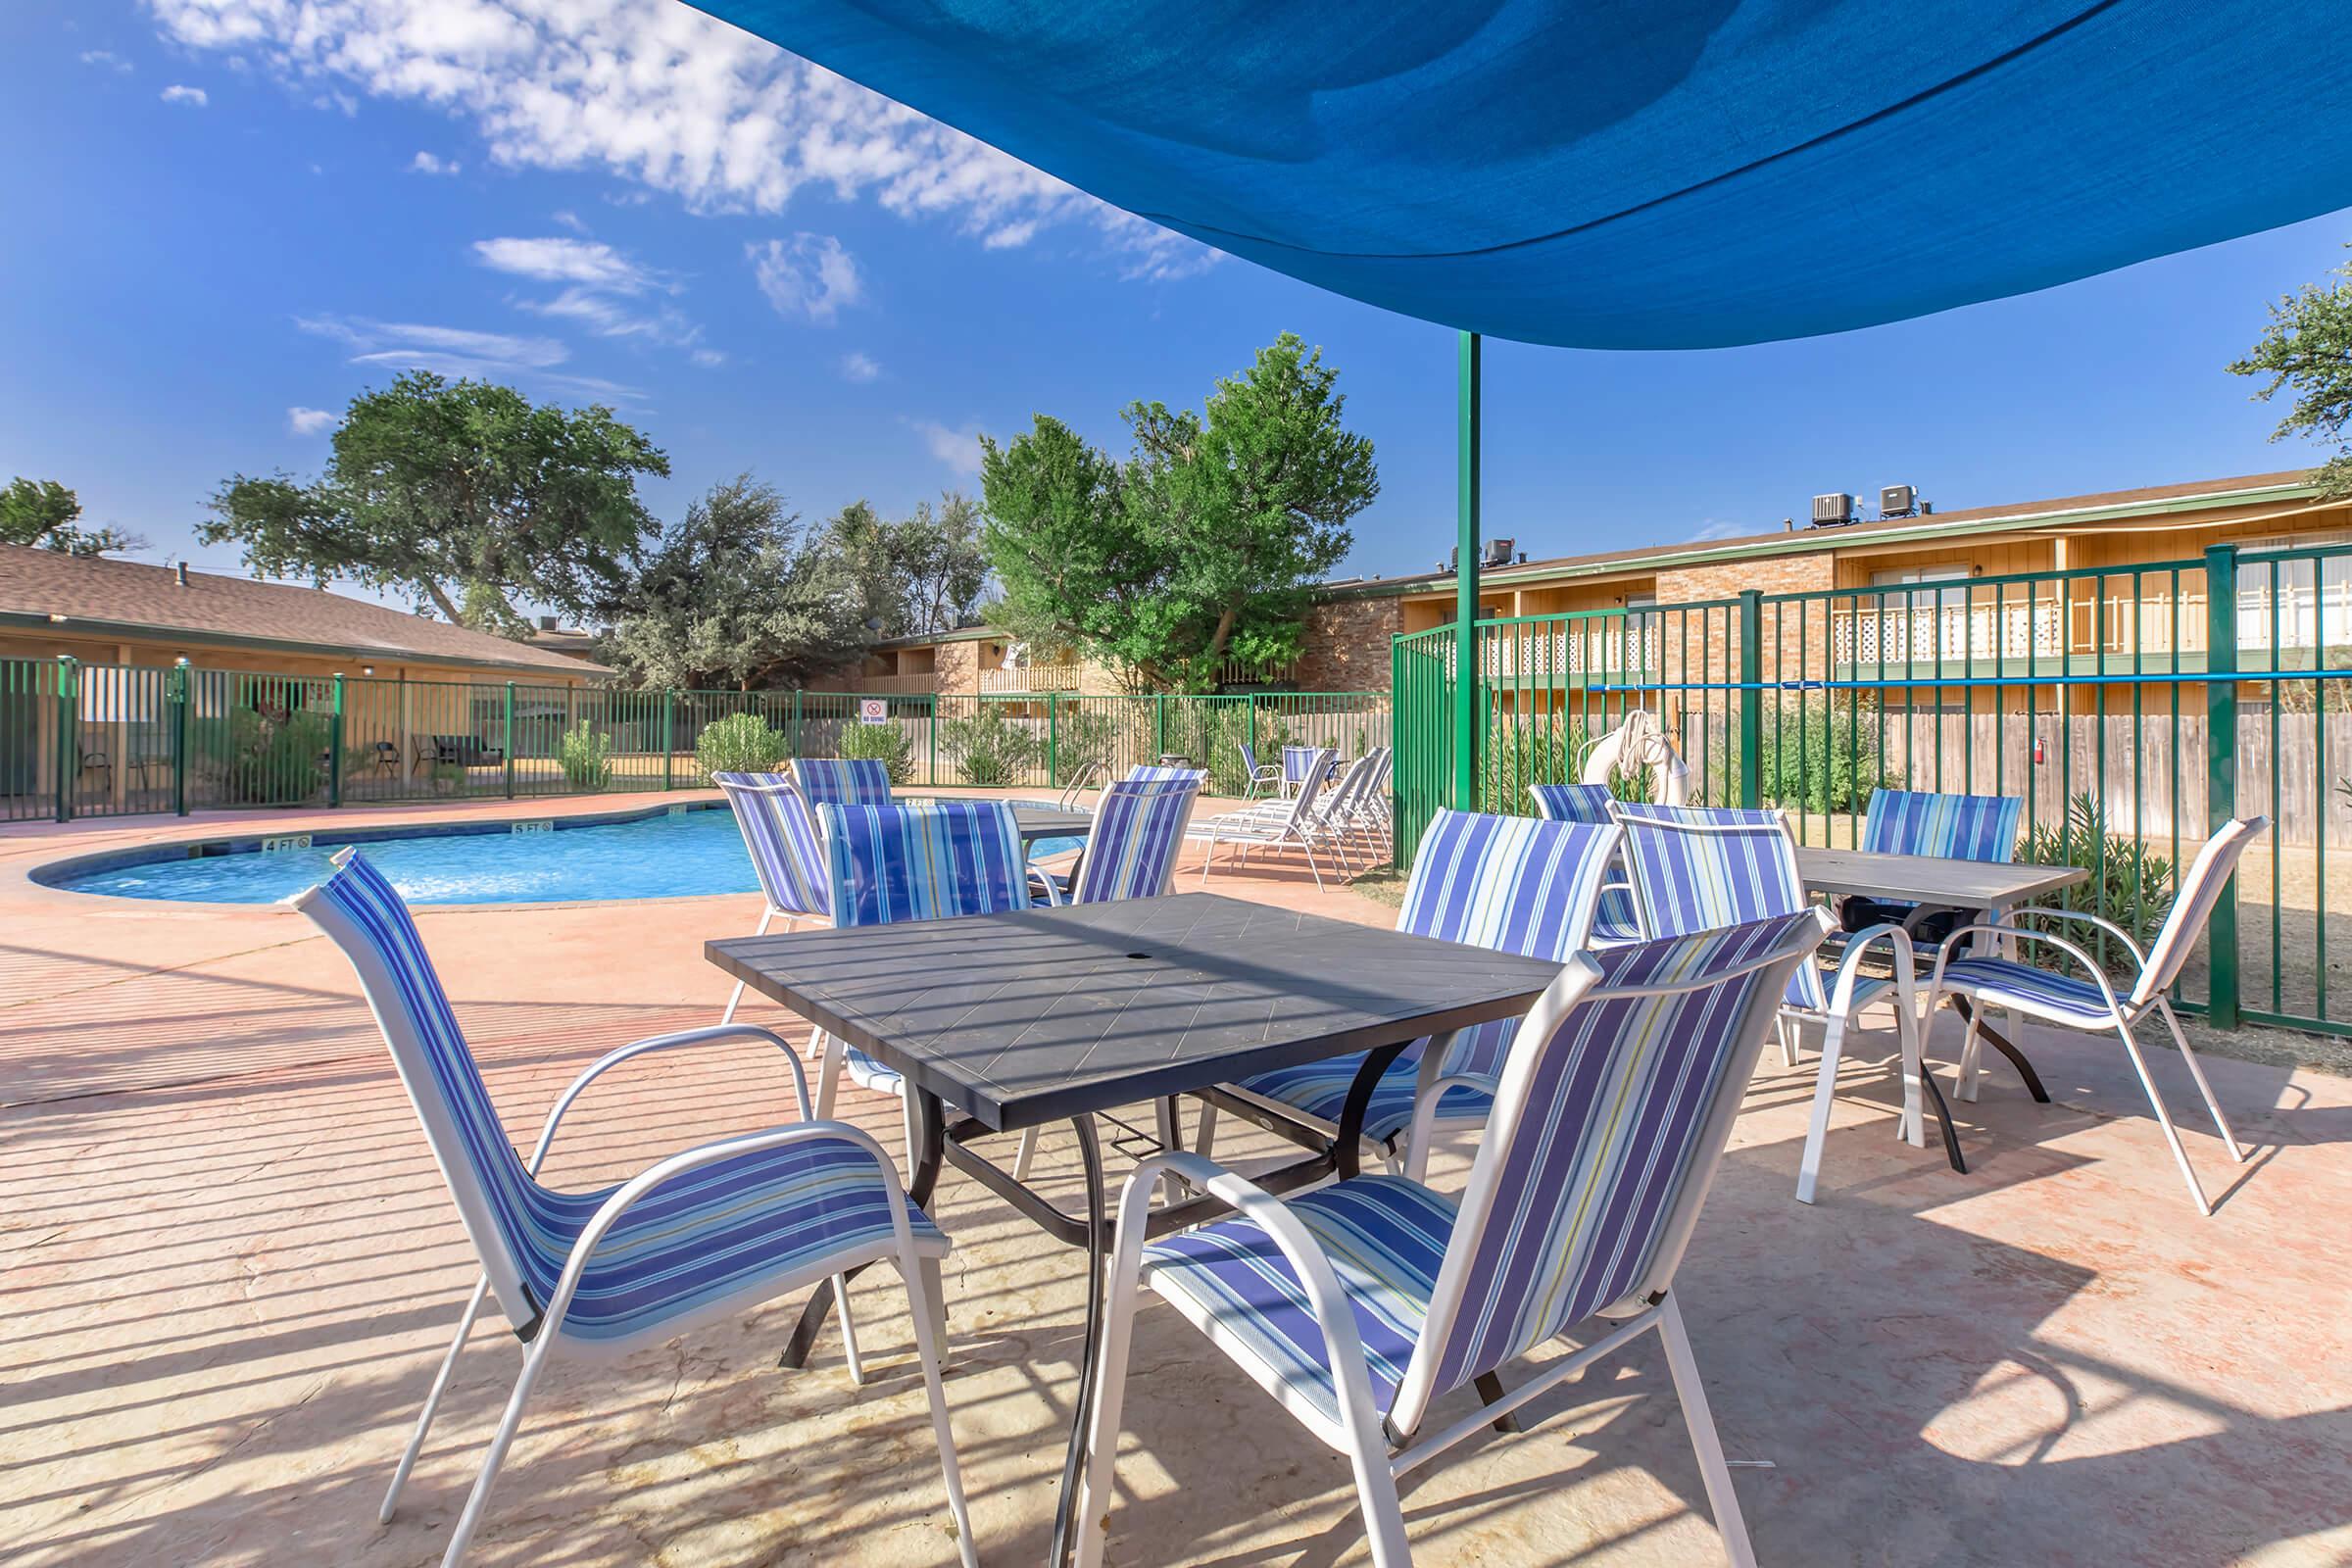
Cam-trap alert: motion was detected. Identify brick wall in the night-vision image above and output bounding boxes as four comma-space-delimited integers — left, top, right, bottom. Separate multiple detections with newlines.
934, 640, 978, 696
1295, 595, 1404, 692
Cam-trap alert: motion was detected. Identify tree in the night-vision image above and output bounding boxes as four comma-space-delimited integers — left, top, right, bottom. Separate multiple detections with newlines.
202, 372, 668, 625
0, 478, 142, 556
597, 476, 870, 690
980, 333, 1375, 690
2230, 248, 2352, 496
822, 491, 991, 637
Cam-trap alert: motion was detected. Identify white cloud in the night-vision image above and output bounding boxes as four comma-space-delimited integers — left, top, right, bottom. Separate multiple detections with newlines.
286, 406, 334, 435
552, 209, 588, 233
295, 314, 637, 399
837, 351, 881, 383
160, 83, 208, 107
749, 234, 861, 323
1688, 517, 1753, 542
80, 50, 134, 74
143, 0, 1211, 279
410, 150, 461, 175
690, 348, 727, 368
473, 236, 655, 292
911, 419, 984, 478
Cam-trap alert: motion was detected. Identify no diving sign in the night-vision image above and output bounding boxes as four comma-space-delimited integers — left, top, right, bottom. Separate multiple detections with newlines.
858, 699, 889, 725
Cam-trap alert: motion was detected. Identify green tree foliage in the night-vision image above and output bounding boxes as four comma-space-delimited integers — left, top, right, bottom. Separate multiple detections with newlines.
599, 477, 870, 691
826, 491, 991, 637
0, 477, 142, 556
2230, 248, 2352, 496
202, 372, 668, 625
980, 333, 1375, 691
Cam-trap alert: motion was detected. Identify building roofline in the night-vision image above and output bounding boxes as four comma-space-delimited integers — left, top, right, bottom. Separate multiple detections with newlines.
0, 610, 612, 678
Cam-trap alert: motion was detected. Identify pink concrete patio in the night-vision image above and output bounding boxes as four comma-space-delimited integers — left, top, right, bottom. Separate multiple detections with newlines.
2, 792, 2347, 1567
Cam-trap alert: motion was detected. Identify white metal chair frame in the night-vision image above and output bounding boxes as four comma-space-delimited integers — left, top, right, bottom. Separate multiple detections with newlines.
1239, 743, 1284, 800
712, 773, 830, 1027
1608, 804, 1927, 1204
1919, 816, 2266, 1216
1075, 911, 1831, 1568
1194, 746, 1338, 889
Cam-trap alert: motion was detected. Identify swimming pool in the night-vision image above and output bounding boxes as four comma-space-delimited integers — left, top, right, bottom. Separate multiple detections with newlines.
46, 805, 1084, 906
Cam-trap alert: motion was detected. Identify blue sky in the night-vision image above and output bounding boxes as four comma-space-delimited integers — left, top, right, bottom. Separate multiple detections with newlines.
5, 0, 2350, 607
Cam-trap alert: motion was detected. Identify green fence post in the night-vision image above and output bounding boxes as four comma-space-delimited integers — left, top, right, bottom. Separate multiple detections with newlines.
54, 656, 76, 823
1048, 693, 1060, 786
792, 688, 804, 758
1156, 693, 1167, 760
2203, 544, 2240, 1029
1737, 590, 1763, 808
329, 673, 346, 807
171, 659, 191, 816
503, 682, 516, 799
927, 695, 939, 786
662, 689, 675, 790
1246, 697, 1257, 767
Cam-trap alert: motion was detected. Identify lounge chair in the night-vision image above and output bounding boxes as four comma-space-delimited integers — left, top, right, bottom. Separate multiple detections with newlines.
1193, 745, 1336, 889
294, 852, 974, 1568
1076, 908, 1832, 1568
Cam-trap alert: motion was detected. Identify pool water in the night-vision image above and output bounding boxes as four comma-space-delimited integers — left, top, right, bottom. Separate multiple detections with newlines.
54, 807, 1084, 906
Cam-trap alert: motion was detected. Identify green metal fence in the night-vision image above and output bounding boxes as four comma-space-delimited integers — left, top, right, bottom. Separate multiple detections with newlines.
0, 664, 1386, 823
1394, 543, 2351, 1038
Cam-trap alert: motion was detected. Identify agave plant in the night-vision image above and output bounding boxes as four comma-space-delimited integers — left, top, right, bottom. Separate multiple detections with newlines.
2015, 793, 2175, 978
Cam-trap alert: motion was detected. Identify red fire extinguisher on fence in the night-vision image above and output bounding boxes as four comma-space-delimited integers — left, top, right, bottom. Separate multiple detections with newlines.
2033, 737, 2045, 764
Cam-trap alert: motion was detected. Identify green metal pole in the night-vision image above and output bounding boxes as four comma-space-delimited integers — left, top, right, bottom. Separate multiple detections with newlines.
2203, 544, 2240, 1029
1738, 591, 1763, 808
1454, 329, 1482, 811
172, 660, 190, 816
55, 657, 75, 823
662, 689, 674, 790
503, 682, 516, 799
1155, 693, 1167, 760
1048, 693, 1060, 786
928, 694, 939, 786
792, 688, 804, 758
329, 673, 345, 807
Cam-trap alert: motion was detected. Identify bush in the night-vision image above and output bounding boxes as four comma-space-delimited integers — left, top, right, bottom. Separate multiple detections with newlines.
1052, 706, 1121, 784
696, 711, 790, 782
2015, 793, 2176, 978
940, 704, 1043, 786
558, 721, 614, 789
220, 707, 337, 804
836, 720, 913, 784
1755, 704, 1900, 816
1160, 701, 1292, 797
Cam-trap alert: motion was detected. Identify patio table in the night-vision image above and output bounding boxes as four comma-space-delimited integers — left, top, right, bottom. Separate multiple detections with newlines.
707, 891, 1564, 1568
1007, 803, 1096, 844
1794, 847, 2088, 1170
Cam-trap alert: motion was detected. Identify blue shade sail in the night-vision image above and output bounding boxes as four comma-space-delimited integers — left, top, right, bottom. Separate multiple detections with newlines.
690, 0, 2352, 347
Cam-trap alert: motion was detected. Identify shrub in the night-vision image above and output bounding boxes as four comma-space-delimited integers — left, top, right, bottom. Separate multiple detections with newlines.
220, 707, 336, 804
836, 720, 913, 784
940, 704, 1043, 786
1052, 705, 1121, 783
558, 721, 614, 789
695, 711, 790, 782
1160, 701, 1292, 797
1755, 703, 1900, 816
2014, 792, 2176, 978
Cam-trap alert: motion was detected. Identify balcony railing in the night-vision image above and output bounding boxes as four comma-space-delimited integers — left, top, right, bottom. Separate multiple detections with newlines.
980, 663, 1086, 694
1832, 579, 2350, 667
852, 672, 942, 695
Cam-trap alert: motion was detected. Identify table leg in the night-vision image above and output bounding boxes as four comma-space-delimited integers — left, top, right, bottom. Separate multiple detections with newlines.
1048, 1114, 1106, 1568
1947, 996, 2050, 1103
781, 1091, 947, 1371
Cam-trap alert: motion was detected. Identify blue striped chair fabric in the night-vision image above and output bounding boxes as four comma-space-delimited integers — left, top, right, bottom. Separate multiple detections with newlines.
1142, 914, 1814, 1427
1282, 745, 1331, 784
1227, 809, 1618, 1146
1070, 781, 1200, 904
1927, 954, 2116, 1026
1613, 802, 1831, 1012
1860, 788, 2025, 862
711, 771, 828, 918
298, 853, 942, 1344
793, 758, 895, 808
819, 800, 1031, 1091
1527, 783, 1642, 942
1123, 764, 1209, 789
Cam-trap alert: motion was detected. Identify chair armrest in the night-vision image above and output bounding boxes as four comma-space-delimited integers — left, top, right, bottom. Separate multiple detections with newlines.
528, 1023, 812, 1176
541, 1119, 910, 1338
1999, 906, 2150, 973
1826, 922, 1917, 1020
1930, 923, 2125, 1017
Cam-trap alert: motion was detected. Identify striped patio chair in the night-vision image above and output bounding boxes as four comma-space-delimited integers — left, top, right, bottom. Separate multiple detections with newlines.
1847, 788, 2026, 939
1527, 782, 1642, 944
1202, 809, 1620, 1179
710, 772, 829, 1025
1281, 743, 1330, 796
293, 852, 974, 1568
1123, 762, 1210, 790
1612, 802, 1925, 1204
1238, 743, 1282, 800
1076, 909, 1831, 1568
792, 757, 895, 808
1923, 816, 2267, 1215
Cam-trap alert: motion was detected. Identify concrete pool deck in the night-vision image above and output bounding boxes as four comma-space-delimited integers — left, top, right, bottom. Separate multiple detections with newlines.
2, 792, 2348, 1566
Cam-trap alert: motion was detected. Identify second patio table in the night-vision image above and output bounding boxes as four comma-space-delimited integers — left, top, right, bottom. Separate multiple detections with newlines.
707, 891, 1565, 1568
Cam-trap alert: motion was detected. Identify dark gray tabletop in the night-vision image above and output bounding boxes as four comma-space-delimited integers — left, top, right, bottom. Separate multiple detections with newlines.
1010, 804, 1096, 843
707, 892, 1565, 1131
1796, 848, 2086, 908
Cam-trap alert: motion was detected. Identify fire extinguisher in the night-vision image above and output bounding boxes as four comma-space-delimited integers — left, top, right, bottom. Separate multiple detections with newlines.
2033, 737, 2045, 764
